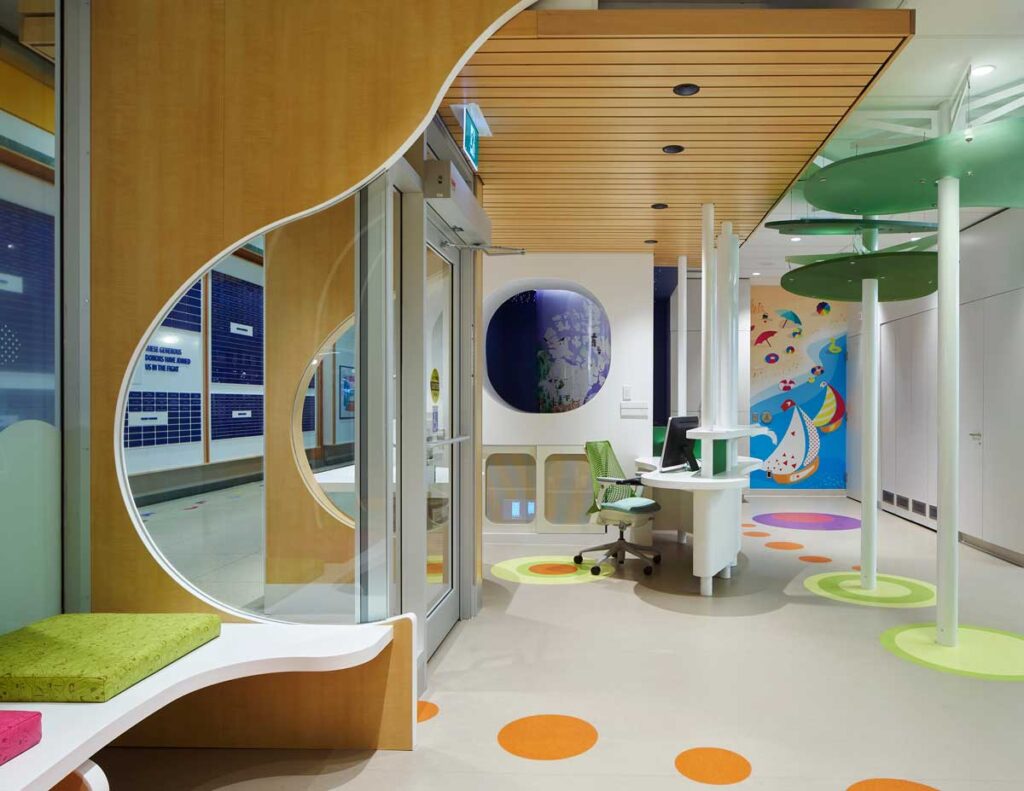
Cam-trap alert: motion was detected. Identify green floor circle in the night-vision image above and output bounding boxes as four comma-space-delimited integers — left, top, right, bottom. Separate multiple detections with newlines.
804, 572, 936, 608
490, 555, 614, 585
881, 624, 1024, 681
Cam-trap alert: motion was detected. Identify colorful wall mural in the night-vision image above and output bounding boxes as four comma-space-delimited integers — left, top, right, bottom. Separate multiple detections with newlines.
749, 286, 848, 489
486, 288, 611, 414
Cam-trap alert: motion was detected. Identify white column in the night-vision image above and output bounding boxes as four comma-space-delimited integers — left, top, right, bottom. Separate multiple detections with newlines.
936, 176, 960, 647
701, 203, 717, 426
717, 223, 740, 434
671, 256, 688, 416
860, 277, 879, 591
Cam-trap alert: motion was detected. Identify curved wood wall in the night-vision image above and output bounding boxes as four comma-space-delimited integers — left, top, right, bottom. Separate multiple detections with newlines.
91, 0, 525, 614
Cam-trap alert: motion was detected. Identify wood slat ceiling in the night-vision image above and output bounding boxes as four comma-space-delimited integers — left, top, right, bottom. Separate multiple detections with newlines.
443, 8, 913, 265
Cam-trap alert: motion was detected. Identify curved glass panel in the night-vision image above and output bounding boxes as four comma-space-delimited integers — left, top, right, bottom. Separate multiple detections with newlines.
119, 176, 392, 623
486, 288, 611, 413
302, 322, 357, 521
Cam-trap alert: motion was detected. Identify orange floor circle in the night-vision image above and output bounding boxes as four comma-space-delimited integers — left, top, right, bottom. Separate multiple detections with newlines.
765, 541, 804, 551
527, 563, 579, 576
497, 714, 598, 760
426, 562, 444, 575
417, 700, 439, 723
853, 564, 862, 571
744, 530, 771, 538
674, 747, 752, 785
799, 555, 832, 563
847, 780, 939, 791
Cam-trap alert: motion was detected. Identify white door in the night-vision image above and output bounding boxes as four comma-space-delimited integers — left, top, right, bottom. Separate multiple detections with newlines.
424, 230, 462, 655
983, 288, 1024, 553
959, 299, 984, 538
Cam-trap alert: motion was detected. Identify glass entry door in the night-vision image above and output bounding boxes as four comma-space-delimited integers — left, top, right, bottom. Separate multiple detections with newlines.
424, 235, 461, 653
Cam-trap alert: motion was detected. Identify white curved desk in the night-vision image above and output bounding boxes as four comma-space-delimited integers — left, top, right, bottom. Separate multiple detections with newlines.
637, 455, 762, 596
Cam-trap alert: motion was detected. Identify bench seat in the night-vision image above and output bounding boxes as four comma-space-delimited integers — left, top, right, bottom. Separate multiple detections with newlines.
0, 614, 221, 704
0, 622, 395, 791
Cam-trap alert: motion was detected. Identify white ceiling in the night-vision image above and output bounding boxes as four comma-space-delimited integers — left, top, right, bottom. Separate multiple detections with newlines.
740, 0, 1024, 283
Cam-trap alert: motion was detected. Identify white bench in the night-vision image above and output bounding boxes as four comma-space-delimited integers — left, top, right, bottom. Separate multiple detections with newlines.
0, 622, 398, 791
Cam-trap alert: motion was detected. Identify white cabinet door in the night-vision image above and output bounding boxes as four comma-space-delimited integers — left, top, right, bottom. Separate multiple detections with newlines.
959, 300, 985, 539
983, 288, 1024, 554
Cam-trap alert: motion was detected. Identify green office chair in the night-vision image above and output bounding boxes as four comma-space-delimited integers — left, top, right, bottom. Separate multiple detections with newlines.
573, 440, 661, 576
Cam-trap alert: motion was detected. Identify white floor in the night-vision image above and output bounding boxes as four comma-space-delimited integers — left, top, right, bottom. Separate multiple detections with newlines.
140, 481, 266, 610
99, 496, 1024, 789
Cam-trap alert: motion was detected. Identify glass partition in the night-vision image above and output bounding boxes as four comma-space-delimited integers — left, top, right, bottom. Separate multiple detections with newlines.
119, 175, 393, 623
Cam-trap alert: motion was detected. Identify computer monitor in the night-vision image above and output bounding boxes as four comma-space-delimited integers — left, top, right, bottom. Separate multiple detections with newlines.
660, 415, 700, 472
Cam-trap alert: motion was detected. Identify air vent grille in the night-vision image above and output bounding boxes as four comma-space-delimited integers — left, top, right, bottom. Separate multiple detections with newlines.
912, 500, 927, 516
896, 495, 910, 509
929, 505, 938, 520
882, 490, 895, 505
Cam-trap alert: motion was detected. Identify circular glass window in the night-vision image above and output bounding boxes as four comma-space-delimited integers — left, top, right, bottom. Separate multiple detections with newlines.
486, 288, 611, 413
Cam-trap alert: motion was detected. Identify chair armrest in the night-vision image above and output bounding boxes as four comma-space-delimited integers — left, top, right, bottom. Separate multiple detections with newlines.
596, 476, 643, 487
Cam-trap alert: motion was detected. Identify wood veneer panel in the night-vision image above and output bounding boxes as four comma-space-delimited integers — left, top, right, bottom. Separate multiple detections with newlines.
457, 7, 912, 264
118, 616, 415, 750
263, 199, 356, 587
90, 0, 523, 617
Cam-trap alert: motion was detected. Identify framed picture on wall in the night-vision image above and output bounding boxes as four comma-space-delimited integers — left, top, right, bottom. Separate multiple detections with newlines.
339, 365, 355, 420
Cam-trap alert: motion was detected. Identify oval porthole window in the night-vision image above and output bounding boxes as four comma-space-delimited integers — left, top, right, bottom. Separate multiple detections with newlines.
486, 288, 611, 413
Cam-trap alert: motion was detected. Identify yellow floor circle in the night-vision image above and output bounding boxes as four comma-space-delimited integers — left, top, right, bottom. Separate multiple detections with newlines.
881, 624, 1024, 681
490, 555, 613, 585
804, 572, 936, 608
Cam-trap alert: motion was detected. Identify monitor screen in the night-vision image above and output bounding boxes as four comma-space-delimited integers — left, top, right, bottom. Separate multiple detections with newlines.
660, 415, 700, 472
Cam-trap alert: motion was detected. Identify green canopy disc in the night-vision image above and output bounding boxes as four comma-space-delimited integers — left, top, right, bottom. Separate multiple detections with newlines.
785, 234, 937, 266
766, 218, 936, 236
805, 118, 1024, 215
781, 251, 937, 302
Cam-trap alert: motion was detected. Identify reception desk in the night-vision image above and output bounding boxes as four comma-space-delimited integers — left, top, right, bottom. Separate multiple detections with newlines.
636, 455, 761, 596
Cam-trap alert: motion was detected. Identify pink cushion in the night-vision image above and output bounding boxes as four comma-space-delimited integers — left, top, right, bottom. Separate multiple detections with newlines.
0, 710, 41, 766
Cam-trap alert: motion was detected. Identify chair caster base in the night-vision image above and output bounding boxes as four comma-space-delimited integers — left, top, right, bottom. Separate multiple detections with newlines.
653, 554, 662, 565
573, 554, 584, 564
590, 564, 602, 576
643, 566, 653, 576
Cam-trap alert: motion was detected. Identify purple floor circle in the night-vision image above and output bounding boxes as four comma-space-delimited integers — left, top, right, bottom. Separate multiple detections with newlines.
753, 512, 861, 531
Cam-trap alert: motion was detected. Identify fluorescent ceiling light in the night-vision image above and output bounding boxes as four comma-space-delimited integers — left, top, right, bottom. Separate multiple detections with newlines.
752, 272, 761, 276
971, 64, 996, 78
790, 237, 802, 242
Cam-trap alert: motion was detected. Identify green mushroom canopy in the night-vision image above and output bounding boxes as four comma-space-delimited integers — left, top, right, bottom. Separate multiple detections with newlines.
781, 251, 938, 302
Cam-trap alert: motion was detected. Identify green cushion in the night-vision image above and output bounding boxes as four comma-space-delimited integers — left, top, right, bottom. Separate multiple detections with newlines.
599, 496, 660, 515
0, 613, 221, 703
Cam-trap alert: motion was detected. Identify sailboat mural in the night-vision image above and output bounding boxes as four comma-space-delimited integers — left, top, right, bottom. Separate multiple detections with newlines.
812, 383, 845, 433
749, 286, 848, 490
763, 400, 821, 484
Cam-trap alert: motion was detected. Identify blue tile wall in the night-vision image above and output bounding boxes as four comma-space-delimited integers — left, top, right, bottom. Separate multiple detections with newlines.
163, 280, 202, 333
302, 394, 316, 432
0, 198, 55, 375
211, 393, 263, 440
0, 198, 57, 428
210, 270, 263, 385
123, 391, 202, 448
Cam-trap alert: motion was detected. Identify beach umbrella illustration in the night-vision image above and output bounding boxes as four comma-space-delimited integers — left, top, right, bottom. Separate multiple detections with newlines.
755, 330, 777, 348
776, 309, 802, 328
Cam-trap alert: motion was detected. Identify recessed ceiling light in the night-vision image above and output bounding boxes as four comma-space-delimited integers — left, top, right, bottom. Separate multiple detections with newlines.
752, 272, 761, 277
672, 83, 700, 97
662, 144, 684, 154
790, 237, 802, 242
910, 236, 921, 241
971, 64, 996, 78
644, 239, 658, 244
651, 202, 668, 210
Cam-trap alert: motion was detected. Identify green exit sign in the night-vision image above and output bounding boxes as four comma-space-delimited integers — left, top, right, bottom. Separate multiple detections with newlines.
462, 109, 479, 171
